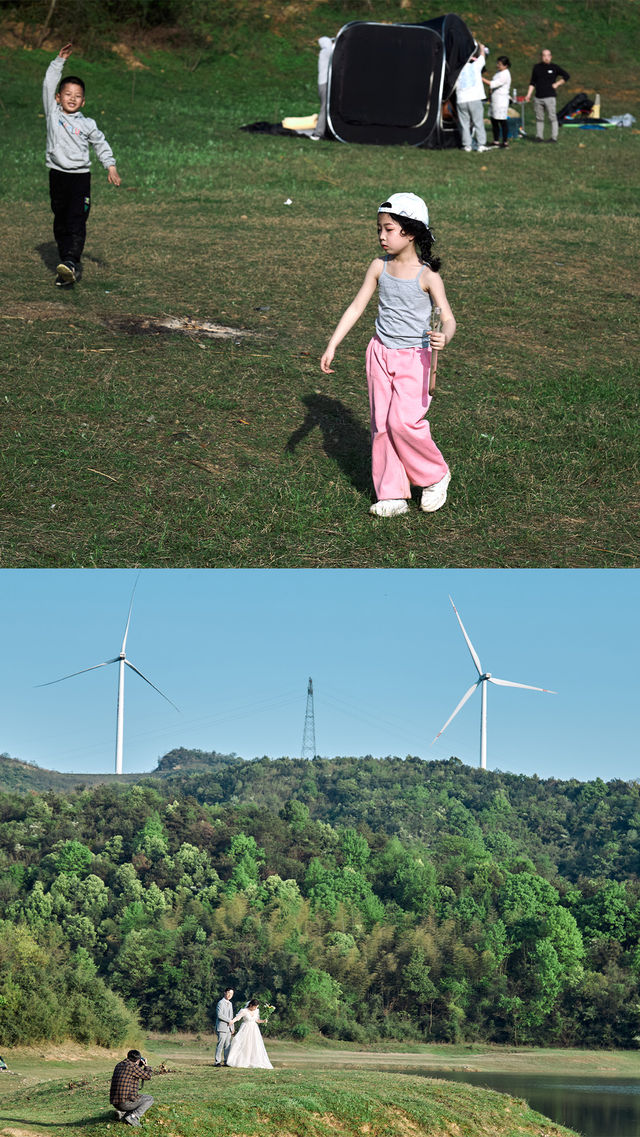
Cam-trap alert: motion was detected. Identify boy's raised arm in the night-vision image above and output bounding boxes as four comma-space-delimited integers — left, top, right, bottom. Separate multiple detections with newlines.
43, 50, 65, 109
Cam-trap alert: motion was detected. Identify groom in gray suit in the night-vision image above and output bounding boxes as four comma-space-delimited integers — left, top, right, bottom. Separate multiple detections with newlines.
214, 987, 235, 1066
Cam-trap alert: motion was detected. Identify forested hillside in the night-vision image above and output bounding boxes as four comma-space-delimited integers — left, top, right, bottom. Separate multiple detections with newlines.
1, 753, 639, 1050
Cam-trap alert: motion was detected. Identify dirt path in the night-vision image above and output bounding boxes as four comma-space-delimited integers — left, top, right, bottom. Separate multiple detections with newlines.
141, 1035, 640, 1078
4, 1036, 637, 1083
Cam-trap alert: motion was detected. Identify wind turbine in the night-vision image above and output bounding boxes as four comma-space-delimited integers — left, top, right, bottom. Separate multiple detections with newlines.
37, 579, 178, 775
432, 596, 555, 770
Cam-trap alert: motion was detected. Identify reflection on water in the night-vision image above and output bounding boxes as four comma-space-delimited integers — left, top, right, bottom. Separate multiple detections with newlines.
412, 1069, 640, 1137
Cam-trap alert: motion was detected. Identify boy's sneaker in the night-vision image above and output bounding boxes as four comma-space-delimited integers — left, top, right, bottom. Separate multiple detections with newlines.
56, 261, 76, 285
420, 471, 451, 513
369, 498, 409, 518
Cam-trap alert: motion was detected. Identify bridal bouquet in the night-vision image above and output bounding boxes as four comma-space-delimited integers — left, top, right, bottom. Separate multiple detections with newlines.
261, 1002, 276, 1025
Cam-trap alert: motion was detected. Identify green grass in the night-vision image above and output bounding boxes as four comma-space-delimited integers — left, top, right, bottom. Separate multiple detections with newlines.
0, 1, 638, 566
0, 1060, 580, 1137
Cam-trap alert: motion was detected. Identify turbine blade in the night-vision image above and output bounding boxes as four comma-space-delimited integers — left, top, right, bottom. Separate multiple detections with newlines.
449, 595, 483, 675
35, 658, 120, 687
121, 572, 141, 654
432, 681, 480, 743
489, 676, 557, 694
124, 660, 180, 711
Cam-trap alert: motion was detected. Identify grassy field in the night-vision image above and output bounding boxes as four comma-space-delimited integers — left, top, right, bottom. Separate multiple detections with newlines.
0, 1037, 589, 1137
0, 1, 638, 567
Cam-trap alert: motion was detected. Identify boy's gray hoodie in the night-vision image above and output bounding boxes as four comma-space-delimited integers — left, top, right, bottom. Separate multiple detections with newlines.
43, 55, 116, 173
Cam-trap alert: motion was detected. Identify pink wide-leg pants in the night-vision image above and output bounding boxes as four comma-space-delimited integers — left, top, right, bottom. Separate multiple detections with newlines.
366, 336, 449, 501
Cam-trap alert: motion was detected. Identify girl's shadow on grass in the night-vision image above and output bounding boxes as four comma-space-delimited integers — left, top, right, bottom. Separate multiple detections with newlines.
285, 393, 372, 496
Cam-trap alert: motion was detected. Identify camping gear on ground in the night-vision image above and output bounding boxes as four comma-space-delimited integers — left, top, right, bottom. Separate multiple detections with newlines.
504, 107, 521, 139
557, 92, 594, 124
326, 13, 475, 147
282, 114, 318, 131
607, 113, 636, 126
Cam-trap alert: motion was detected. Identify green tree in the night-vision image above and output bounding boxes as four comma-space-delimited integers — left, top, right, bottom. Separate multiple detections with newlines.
53, 839, 93, 875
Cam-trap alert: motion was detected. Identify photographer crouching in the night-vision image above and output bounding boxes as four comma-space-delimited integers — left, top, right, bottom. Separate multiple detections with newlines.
110, 1049, 154, 1127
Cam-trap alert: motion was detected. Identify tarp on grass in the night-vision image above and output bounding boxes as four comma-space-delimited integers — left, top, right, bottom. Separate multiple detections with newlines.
326, 13, 475, 147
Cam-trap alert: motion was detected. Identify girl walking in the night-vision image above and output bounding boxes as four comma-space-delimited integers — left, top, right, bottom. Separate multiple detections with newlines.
321, 193, 456, 517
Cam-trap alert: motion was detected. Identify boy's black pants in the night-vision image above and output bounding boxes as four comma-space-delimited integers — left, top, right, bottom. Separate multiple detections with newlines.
49, 169, 91, 265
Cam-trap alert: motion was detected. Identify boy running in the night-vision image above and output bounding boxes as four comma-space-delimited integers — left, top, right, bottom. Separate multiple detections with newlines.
43, 42, 121, 287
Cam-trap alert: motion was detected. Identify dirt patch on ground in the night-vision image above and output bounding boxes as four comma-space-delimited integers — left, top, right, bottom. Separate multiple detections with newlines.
111, 42, 148, 69
103, 314, 261, 341
8, 1042, 119, 1062
0, 305, 259, 342
1, 1128, 44, 1137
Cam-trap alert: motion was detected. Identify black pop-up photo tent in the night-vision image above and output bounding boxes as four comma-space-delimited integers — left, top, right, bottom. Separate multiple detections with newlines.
326, 13, 475, 147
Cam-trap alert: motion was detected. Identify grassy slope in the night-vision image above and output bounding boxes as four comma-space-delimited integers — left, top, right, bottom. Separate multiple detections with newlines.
0, 1042, 582, 1137
0, 1, 638, 567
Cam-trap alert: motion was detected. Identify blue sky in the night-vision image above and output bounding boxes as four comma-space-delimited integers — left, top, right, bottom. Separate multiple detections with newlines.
1, 569, 638, 783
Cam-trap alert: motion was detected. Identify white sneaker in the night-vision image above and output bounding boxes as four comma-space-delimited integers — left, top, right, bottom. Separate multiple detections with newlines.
369, 498, 409, 517
420, 471, 451, 512
463, 146, 472, 152
477, 145, 490, 152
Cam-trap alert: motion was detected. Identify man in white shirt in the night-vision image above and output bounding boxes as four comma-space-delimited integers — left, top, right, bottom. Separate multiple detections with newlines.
456, 42, 489, 152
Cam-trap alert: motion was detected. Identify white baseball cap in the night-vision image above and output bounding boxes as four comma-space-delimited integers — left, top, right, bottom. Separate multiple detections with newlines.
378, 192, 429, 227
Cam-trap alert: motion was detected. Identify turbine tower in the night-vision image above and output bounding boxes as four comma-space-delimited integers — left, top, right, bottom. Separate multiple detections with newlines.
301, 677, 317, 760
37, 578, 178, 775
432, 596, 555, 770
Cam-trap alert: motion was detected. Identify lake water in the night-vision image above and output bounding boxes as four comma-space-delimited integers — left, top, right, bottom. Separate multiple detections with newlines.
419, 1069, 640, 1137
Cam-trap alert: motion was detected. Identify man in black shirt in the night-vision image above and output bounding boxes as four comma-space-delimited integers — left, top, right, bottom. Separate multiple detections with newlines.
525, 48, 570, 141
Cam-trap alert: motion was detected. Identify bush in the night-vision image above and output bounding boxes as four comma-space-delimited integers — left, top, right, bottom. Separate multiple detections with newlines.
0, 923, 138, 1046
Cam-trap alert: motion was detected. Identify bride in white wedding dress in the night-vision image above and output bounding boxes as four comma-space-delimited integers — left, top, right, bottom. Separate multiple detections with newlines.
226, 999, 273, 1069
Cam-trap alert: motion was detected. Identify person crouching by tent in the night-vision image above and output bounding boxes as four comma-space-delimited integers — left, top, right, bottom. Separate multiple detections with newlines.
455, 41, 489, 151
321, 193, 456, 518
483, 56, 512, 147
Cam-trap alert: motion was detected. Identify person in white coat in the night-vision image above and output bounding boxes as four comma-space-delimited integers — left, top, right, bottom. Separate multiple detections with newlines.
484, 56, 512, 147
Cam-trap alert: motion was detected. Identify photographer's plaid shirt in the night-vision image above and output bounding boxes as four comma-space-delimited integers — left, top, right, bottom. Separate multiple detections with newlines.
110, 1057, 152, 1108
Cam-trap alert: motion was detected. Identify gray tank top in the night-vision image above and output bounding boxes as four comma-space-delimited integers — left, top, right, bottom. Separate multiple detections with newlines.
374, 259, 432, 350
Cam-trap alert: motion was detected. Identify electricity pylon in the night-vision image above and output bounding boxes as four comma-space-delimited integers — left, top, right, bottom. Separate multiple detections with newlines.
301, 677, 317, 759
